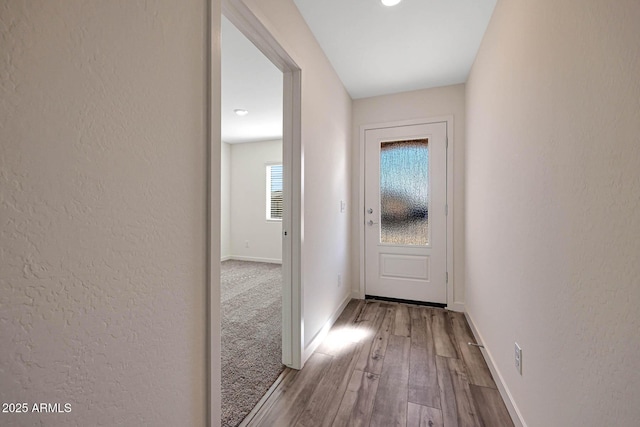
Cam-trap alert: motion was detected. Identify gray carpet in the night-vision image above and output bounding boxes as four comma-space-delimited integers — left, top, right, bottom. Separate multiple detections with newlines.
221, 260, 284, 427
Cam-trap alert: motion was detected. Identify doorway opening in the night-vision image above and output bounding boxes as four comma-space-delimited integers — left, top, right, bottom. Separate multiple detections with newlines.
220, 1, 303, 425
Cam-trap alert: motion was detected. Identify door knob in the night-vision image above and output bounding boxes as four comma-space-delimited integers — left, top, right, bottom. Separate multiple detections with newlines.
367, 208, 373, 214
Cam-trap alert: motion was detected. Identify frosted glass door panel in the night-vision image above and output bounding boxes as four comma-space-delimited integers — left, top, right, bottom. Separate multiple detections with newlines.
379, 139, 429, 246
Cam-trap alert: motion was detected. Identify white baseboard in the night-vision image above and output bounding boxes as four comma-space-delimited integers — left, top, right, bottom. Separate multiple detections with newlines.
464, 311, 527, 427
302, 293, 352, 363
220, 255, 232, 262
227, 255, 282, 264
351, 289, 363, 299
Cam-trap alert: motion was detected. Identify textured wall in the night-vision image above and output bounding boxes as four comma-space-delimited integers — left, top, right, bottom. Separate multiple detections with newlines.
0, 1, 213, 425
230, 140, 283, 263
351, 84, 466, 308
466, 0, 640, 425
242, 0, 353, 352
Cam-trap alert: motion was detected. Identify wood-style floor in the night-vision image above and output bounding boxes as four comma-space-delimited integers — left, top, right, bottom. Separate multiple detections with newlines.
240, 299, 514, 427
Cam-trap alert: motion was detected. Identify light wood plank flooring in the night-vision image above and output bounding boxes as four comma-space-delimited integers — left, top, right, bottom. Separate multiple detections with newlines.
240, 299, 514, 427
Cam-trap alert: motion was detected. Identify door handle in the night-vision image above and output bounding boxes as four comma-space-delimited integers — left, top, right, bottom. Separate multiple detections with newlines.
368, 220, 379, 226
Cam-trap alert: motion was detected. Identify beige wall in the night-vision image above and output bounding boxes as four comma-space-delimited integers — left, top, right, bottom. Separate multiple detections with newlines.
243, 0, 353, 352
0, 1, 218, 425
466, 0, 640, 425
351, 84, 466, 308
229, 140, 283, 263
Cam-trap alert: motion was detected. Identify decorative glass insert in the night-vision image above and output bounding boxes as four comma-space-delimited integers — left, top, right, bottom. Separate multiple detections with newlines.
380, 139, 429, 245
266, 164, 283, 220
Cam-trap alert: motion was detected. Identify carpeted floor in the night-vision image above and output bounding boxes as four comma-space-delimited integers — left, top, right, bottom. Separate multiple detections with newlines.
221, 260, 284, 427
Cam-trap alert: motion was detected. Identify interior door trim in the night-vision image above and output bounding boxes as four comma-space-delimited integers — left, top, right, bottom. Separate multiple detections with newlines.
358, 116, 456, 309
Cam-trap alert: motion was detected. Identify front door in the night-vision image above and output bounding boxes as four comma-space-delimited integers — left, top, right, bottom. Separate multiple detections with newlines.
364, 122, 447, 304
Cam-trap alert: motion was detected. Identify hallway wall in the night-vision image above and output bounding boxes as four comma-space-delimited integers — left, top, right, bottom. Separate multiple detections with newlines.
0, 1, 217, 426
242, 0, 352, 356
465, 0, 640, 425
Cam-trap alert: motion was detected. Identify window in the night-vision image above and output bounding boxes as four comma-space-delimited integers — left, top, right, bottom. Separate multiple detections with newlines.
266, 164, 283, 220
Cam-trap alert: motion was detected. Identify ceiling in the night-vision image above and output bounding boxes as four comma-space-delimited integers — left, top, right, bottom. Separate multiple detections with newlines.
221, 0, 497, 142
294, 0, 497, 99
221, 16, 283, 144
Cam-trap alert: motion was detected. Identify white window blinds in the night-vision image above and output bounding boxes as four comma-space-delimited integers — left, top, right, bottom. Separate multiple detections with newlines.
266, 164, 283, 220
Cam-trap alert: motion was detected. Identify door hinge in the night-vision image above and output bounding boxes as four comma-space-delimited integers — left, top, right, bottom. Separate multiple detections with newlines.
446, 137, 449, 149
445, 204, 448, 216
446, 272, 449, 284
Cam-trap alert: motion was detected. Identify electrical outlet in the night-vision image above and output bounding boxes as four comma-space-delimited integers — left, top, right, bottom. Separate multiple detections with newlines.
337, 274, 342, 288
514, 342, 522, 375
340, 200, 346, 213
245, 240, 249, 248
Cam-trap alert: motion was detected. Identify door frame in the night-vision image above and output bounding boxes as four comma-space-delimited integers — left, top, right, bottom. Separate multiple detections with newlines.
358, 116, 455, 307
222, 0, 303, 369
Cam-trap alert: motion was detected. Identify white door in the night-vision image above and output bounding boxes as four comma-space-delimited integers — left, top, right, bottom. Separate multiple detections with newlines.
364, 122, 447, 304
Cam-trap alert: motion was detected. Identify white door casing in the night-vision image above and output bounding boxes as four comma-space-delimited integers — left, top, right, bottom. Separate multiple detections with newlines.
364, 122, 447, 304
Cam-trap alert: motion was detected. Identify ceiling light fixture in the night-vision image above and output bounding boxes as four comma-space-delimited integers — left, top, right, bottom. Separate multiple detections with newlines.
381, 0, 402, 6
234, 109, 249, 116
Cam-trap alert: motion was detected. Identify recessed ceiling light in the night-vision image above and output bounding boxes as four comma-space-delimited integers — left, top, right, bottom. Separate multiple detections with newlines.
381, 0, 402, 6
234, 109, 249, 116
